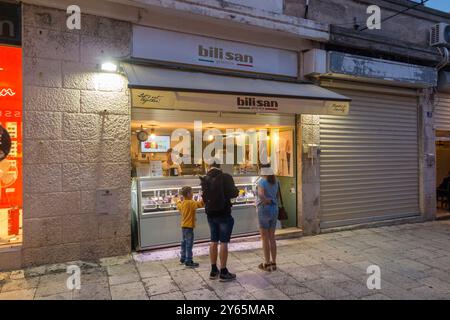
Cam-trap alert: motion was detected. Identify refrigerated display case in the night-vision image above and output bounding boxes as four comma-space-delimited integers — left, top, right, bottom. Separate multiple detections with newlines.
131, 176, 259, 250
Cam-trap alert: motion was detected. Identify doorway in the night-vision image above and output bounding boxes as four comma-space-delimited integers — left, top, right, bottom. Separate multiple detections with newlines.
436, 131, 450, 218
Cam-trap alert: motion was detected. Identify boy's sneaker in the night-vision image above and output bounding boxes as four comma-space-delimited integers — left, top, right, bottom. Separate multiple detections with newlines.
209, 269, 219, 280
219, 268, 236, 282
179, 259, 185, 265
185, 261, 199, 268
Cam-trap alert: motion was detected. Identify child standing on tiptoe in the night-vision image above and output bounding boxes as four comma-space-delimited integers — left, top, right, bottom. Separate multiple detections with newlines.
175, 186, 204, 268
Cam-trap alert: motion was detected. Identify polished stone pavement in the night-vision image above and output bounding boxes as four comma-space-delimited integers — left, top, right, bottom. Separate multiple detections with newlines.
2, 221, 450, 300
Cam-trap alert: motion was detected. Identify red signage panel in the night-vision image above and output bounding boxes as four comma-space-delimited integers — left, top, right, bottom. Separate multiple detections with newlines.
0, 45, 22, 241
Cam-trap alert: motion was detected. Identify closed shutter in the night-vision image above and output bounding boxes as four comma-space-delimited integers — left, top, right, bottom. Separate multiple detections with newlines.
435, 93, 450, 131
319, 87, 420, 228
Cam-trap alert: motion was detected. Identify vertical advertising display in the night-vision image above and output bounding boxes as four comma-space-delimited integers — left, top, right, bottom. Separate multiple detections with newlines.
0, 45, 22, 244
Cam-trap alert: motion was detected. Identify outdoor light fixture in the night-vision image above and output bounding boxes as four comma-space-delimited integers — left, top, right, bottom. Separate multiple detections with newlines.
101, 61, 118, 72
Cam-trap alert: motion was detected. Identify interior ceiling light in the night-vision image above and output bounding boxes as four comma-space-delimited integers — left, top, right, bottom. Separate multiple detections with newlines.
150, 127, 156, 140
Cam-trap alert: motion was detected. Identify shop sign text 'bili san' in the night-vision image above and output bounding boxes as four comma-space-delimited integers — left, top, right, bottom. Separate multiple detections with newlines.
198, 45, 254, 67
236, 97, 279, 111
0, 2, 21, 45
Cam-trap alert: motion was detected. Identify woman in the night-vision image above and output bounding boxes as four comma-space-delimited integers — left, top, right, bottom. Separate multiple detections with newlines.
256, 164, 279, 272
162, 148, 182, 176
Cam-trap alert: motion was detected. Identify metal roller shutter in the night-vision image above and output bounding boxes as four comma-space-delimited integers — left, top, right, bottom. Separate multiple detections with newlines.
319, 87, 420, 228
435, 93, 450, 131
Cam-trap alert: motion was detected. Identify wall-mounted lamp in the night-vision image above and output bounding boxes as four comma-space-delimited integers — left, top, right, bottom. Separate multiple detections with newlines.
100, 61, 118, 73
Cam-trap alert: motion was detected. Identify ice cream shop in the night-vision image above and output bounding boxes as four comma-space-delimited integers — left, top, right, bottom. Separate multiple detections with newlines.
127, 26, 351, 249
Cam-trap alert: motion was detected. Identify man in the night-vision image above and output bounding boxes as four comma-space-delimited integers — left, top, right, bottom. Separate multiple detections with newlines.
200, 161, 239, 282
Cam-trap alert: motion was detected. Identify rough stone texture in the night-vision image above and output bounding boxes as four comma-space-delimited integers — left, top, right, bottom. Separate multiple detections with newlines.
299, 115, 321, 235
24, 87, 80, 113
419, 88, 437, 220
0, 4, 133, 271
81, 91, 129, 115
3, 221, 450, 300
284, 0, 450, 48
23, 57, 62, 88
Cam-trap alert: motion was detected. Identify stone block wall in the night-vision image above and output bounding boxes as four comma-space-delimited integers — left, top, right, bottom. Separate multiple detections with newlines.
298, 115, 321, 235
419, 88, 437, 220
284, 0, 450, 47
11, 4, 132, 268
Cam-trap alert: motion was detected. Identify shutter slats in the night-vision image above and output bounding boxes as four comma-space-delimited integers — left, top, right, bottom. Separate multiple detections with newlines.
435, 94, 450, 130
319, 87, 420, 228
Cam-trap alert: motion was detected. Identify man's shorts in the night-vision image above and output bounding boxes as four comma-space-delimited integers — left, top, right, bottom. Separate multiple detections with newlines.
207, 215, 234, 243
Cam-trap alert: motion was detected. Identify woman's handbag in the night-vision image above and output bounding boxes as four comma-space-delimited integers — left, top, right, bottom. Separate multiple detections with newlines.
277, 182, 288, 221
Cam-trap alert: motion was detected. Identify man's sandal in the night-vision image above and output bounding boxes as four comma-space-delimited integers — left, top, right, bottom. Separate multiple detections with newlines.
258, 263, 272, 272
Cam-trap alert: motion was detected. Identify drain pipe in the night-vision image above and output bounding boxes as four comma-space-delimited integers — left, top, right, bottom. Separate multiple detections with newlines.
304, 0, 310, 19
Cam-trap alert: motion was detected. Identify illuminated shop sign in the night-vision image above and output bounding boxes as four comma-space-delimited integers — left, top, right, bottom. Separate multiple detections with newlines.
0, 2, 21, 46
132, 26, 298, 77
0, 45, 22, 241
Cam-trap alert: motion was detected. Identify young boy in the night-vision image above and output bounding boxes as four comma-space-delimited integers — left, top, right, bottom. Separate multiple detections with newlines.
175, 186, 204, 268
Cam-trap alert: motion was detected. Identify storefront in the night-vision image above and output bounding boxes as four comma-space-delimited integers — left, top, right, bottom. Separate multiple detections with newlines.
126, 26, 351, 249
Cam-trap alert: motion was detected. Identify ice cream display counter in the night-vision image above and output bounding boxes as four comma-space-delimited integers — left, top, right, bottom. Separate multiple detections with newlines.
131, 176, 260, 250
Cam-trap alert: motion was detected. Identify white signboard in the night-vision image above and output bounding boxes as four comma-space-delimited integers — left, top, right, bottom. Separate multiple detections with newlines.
132, 26, 298, 77
150, 161, 163, 177
96, 189, 119, 215
131, 89, 350, 116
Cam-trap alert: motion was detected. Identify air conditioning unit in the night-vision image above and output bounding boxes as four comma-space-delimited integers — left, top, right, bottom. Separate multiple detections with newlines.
430, 23, 450, 47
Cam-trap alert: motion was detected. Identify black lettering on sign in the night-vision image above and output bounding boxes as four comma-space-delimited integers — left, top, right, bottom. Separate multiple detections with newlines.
0, 2, 21, 45
138, 93, 163, 104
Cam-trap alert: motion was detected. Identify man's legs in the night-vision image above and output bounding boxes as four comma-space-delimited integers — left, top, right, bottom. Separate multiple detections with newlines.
208, 217, 220, 278
218, 216, 236, 281
210, 242, 218, 266
219, 242, 228, 268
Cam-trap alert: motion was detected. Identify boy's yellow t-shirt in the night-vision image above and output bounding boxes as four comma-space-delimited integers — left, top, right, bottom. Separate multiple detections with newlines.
176, 199, 204, 228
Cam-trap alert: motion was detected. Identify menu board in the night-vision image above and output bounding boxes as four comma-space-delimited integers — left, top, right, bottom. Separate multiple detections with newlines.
0, 45, 22, 239
141, 135, 171, 153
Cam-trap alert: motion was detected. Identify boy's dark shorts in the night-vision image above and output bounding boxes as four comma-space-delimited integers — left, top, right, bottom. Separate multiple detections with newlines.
207, 215, 234, 243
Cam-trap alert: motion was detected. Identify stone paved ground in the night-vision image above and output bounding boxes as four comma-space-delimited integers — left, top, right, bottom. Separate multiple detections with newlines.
2, 221, 450, 300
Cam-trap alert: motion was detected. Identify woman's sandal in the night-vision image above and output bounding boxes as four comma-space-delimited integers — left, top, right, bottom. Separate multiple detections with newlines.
258, 263, 272, 272
270, 262, 277, 271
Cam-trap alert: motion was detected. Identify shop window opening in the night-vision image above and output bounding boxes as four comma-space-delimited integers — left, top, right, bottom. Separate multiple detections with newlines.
130, 111, 297, 250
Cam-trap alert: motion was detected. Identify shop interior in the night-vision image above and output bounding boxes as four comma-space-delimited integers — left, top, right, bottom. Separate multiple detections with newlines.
131, 109, 298, 249
436, 130, 450, 218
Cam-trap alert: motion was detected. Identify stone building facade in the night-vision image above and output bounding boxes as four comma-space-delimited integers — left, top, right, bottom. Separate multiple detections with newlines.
0, 0, 447, 270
